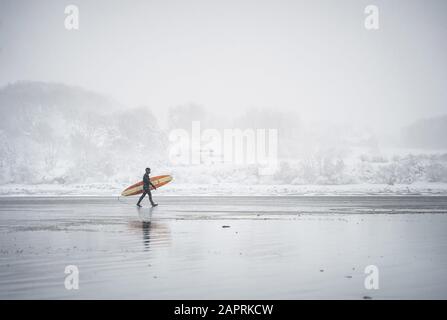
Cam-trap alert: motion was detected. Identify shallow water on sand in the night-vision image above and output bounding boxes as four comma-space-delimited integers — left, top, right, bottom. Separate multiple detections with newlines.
1, 196, 447, 299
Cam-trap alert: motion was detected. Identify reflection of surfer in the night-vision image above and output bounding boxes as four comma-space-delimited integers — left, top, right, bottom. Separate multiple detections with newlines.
142, 221, 151, 251
137, 168, 158, 207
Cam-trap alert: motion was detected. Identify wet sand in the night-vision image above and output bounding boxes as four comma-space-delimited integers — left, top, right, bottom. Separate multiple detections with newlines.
1, 196, 447, 299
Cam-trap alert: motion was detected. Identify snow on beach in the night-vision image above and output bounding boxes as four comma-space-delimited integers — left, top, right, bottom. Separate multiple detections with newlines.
2, 182, 447, 197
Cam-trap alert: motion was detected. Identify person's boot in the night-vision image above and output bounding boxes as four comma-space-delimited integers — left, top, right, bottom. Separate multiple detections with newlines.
151, 202, 158, 207
137, 203, 142, 207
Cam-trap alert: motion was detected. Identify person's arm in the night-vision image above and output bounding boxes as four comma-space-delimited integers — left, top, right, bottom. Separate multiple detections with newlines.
150, 181, 157, 190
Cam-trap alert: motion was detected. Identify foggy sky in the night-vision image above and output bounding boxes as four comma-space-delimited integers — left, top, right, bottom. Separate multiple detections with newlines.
0, 0, 446, 130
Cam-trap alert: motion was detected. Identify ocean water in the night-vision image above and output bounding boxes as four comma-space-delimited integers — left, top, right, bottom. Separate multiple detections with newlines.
1, 196, 447, 299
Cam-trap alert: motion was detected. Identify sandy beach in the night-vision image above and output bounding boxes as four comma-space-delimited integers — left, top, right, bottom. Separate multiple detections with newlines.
1, 196, 447, 299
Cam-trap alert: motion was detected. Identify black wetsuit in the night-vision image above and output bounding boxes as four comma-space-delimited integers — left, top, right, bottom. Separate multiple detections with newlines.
137, 173, 155, 206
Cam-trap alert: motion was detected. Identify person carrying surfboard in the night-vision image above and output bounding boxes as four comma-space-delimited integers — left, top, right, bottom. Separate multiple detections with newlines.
137, 168, 158, 207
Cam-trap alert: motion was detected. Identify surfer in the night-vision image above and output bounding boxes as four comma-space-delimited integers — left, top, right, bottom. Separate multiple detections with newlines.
137, 168, 158, 207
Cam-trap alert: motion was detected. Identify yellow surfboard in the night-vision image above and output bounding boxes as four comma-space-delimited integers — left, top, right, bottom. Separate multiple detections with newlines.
121, 175, 173, 196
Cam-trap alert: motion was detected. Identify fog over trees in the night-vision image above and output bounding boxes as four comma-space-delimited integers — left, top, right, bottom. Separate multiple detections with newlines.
0, 82, 167, 184
1, 81, 447, 187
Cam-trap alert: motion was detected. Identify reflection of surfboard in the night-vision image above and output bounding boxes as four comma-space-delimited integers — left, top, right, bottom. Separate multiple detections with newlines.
121, 175, 173, 196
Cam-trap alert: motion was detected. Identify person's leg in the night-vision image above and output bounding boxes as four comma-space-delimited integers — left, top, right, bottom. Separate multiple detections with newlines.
147, 190, 157, 206
137, 191, 147, 206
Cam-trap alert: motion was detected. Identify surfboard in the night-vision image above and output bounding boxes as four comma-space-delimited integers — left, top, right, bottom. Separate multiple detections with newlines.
121, 175, 173, 196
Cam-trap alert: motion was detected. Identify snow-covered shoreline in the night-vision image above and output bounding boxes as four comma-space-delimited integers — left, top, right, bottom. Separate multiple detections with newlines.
2, 182, 447, 196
